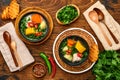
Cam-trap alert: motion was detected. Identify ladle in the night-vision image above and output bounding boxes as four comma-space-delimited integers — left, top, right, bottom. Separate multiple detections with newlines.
94, 8, 119, 44
3, 31, 18, 67
89, 10, 112, 46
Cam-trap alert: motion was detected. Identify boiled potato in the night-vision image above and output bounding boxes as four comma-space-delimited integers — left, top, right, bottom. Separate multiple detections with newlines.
40, 21, 46, 30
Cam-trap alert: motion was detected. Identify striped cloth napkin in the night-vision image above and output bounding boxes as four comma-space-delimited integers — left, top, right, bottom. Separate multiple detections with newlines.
0, 22, 35, 72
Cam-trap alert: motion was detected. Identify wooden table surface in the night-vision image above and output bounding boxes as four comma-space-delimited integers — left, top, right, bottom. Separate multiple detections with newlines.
0, 0, 120, 80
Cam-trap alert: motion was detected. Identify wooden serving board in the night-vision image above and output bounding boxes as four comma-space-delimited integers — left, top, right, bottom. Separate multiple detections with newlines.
83, 1, 120, 50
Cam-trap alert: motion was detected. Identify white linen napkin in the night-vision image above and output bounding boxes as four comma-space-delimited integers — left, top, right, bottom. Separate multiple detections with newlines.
83, 1, 120, 50
0, 22, 35, 72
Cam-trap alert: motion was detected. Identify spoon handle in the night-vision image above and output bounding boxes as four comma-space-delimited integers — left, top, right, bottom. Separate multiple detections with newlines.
103, 22, 119, 44
97, 23, 112, 46
9, 45, 19, 67
11, 41, 23, 67
12, 48, 23, 67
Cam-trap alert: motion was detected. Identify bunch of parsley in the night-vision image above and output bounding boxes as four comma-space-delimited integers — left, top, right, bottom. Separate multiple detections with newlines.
92, 50, 120, 80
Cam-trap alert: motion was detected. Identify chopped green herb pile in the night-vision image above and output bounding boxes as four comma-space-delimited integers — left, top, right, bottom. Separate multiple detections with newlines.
92, 50, 120, 80
57, 5, 78, 24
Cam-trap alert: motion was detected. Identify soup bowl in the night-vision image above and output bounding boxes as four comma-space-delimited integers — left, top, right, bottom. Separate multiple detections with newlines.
53, 28, 98, 74
15, 7, 53, 45
59, 35, 89, 66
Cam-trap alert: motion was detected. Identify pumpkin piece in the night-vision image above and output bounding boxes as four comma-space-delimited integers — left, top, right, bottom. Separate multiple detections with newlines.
67, 39, 76, 47
75, 41, 86, 53
32, 14, 42, 23
25, 28, 35, 35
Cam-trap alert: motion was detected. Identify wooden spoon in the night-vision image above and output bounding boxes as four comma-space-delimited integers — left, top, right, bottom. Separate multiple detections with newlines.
89, 10, 112, 46
3, 31, 18, 67
94, 8, 119, 44
11, 41, 23, 67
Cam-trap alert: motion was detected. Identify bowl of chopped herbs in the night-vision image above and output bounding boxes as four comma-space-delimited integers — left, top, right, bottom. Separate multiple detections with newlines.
56, 4, 80, 25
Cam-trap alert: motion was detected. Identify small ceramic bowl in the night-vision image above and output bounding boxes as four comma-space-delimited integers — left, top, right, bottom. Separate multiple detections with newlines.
56, 4, 80, 25
32, 63, 46, 78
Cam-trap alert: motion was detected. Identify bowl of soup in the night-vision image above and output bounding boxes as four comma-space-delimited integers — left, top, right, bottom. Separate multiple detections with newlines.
53, 28, 98, 74
59, 35, 89, 66
15, 7, 53, 45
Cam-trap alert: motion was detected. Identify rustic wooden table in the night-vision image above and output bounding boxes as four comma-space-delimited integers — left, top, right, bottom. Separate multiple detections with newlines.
0, 0, 120, 80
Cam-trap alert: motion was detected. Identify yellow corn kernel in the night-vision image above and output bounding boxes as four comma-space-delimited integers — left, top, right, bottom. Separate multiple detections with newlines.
75, 41, 86, 53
